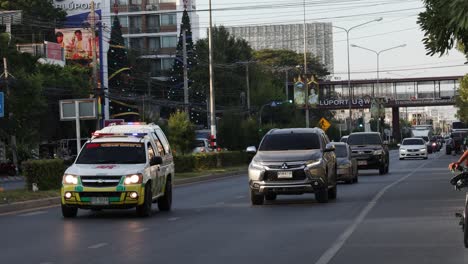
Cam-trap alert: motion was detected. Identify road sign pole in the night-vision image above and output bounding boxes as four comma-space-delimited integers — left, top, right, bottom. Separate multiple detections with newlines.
75, 101, 81, 154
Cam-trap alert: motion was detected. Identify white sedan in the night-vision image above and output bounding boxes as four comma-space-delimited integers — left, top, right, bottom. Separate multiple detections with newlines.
398, 138, 428, 160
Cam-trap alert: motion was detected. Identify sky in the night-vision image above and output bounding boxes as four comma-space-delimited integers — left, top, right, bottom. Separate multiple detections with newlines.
192, 0, 468, 81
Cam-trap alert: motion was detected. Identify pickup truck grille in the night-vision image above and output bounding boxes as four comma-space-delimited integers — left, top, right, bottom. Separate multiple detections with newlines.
80, 176, 122, 187
78, 192, 122, 198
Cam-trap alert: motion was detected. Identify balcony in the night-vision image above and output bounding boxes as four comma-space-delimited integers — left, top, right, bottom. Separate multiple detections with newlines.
159, 3, 176, 10
126, 26, 161, 34
116, 4, 162, 13
160, 25, 176, 33
139, 47, 176, 56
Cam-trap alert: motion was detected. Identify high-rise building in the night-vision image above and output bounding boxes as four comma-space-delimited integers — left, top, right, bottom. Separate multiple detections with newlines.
111, 0, 199, 79
225, 23, 334, 73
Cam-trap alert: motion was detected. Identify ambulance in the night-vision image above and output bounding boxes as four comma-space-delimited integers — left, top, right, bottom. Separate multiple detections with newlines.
61, 123, 174, 218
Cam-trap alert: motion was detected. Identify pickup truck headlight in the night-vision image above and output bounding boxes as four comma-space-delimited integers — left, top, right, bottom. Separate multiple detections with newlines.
63, 174, 79, 185
249, 160, 264, 170
373, 150, 383, 155
124, 174, 143, 185
306, 159, 322, 168
249, 161, 264, 181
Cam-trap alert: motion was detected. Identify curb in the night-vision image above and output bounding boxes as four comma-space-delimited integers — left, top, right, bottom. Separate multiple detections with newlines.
0, 170, 247, 215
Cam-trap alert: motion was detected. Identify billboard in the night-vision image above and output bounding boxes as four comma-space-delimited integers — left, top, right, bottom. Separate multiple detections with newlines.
294, 75, 319, 108
54, 0, 102, 63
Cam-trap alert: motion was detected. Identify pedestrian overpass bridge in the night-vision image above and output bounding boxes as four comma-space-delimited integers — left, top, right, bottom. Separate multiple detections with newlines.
316, 75, 464, 140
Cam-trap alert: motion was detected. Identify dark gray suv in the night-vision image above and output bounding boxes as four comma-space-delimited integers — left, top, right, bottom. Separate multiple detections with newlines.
247, 128, 337, 205
347, 132, 389, 175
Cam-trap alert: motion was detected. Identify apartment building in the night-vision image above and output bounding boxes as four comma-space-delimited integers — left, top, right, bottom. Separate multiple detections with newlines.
226, 23, 334, 73
111, 0, 198, 79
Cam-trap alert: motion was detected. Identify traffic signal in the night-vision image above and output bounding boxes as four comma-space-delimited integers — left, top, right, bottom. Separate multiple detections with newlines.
358, 117, 364, 128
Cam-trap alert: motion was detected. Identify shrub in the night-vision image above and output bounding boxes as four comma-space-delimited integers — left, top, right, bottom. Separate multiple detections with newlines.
22, 159, 65, 191
173, 151, 249, 173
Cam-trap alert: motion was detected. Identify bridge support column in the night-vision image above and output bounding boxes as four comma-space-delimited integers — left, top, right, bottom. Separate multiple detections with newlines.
392, 107, 401, 142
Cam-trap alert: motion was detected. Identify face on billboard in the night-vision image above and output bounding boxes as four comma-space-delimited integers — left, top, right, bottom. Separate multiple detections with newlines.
55, 28, 99, 61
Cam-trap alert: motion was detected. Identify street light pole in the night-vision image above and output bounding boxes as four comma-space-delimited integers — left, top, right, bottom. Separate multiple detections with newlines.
351, 43, 406, 96
332, 17, 382, 131
350, 43, 406, 135
208, 0, 216, 146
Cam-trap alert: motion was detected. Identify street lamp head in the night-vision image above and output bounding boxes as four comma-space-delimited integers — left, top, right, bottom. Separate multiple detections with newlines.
375, 17, 383, 22
400, 44, 407, 48
350, 44, 358, 47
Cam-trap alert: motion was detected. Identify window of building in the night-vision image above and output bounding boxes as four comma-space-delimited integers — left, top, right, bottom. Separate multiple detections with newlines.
146, 15, 160, 33
118, 16, 128, 28
161, 13, 177, 26
148, 37, 161, 51
160, 0, 176, 3
162, 58, 175, 71
118, 0, 128, 5
129, 16, 142, 33
130, 0, 142, 5
161, 36, 176, 48
150, 59, 161, 76
130, 38, 143, 51
147, 0, 159, 4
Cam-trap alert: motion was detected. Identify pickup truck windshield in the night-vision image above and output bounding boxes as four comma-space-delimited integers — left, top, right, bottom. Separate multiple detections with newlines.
76, 142, 146, 164
347, 134, 382, 145
259, 133, 321, 151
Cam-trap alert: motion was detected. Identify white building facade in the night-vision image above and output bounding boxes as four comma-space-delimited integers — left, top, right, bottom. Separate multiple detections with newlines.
225, 23, 334, 73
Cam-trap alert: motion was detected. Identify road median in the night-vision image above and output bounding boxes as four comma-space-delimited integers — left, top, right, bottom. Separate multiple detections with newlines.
0, 166, 247, 214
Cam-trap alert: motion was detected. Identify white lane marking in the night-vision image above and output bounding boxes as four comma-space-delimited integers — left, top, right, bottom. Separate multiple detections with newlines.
215, 202, 225, 206
235, 195, 245, 199
168, 217, 180, 221
88, 243, 108, 249
134, 228, 148, 233
39, 262, 54, 264
314, 161, 429, 264
18, 211, 47, 217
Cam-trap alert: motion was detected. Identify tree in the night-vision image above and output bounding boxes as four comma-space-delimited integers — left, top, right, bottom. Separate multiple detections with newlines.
191, 26, 253, 109
168, 111, 195, 154
455, 75, 468, 123
0, 0, 66, 43
168, 10, 197, 102
253, 49, 330, 78
418, 0, 468, 59
107, 16, 134, 119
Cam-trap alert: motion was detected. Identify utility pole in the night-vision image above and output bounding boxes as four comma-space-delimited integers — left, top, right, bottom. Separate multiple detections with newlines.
245, 63, 250, 112
90, 1, 100, 129
2, 58, 18, 176
182, 30, 189, 113
285, 70, 289, 101
208, 0, 216, 146
303, 0, 309, 128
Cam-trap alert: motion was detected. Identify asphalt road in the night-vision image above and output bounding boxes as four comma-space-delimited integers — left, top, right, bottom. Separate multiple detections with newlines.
1, 150, 468, 264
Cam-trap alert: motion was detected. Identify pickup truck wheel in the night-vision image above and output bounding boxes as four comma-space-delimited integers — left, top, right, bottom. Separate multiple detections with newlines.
61, 204, 78, 218
265, 193, 277, 201
328, 185, 337, 200
316, 187, 329, 203
136, 185, 152, 217
379, 165, 385, 175
250, 189, 264, 205
158, 178, 172, 212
